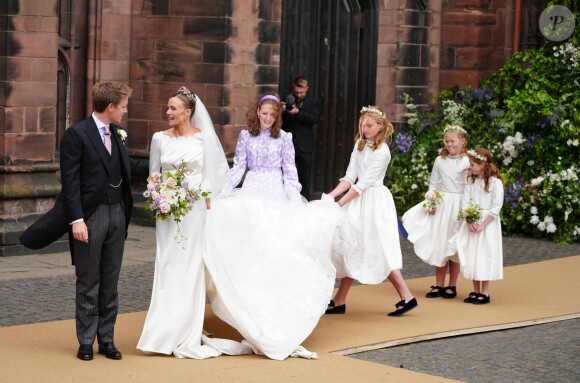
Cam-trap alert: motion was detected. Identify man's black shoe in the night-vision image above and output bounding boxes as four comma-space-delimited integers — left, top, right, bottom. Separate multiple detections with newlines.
98, 342, 122, 360
77, 344, 93, 361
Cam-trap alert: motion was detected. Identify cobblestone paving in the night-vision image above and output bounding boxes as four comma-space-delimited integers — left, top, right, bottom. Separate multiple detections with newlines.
1, 235, 579, 382
349, 319, 580, 383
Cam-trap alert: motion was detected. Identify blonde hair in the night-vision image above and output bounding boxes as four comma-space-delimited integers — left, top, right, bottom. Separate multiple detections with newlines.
245, 94, 283, 138
293, 76, 308, 88
440, 128, 468, 159
355, 106, 393, 151
92, 81, 132, 112
467, 148, 505, 191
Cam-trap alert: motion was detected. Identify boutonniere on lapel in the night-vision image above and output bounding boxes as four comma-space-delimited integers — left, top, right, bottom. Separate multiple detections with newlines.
116, 128, 128, 144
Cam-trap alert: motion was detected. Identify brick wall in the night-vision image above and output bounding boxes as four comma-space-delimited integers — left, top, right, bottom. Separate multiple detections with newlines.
127, 0, 282, 158
377, 0, 515, 124
376, 0, 441, 124
439, 0, 515, 89
0, 0, 61, 255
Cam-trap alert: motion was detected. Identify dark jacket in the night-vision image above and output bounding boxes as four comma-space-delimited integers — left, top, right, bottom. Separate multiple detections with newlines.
282, 95, 320, 153
19, 117, 148, 259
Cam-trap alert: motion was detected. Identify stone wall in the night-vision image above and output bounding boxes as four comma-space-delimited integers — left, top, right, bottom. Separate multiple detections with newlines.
0, 0, 60, 256
439, 0, 515, 89
126, 0, 281, 159
376, 0, 515, 124
0, 0, 516, 255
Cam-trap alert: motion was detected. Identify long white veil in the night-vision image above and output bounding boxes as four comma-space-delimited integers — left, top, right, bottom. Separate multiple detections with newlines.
190, 96, 230, 196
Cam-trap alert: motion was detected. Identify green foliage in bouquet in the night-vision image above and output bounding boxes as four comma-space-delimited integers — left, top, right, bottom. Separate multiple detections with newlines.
456, 195, 483, 224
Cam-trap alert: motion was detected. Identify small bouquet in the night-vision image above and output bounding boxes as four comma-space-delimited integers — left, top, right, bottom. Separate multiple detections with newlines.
143, 160, 209, 245
422, 189, 444, 210
456, 195, 483, 223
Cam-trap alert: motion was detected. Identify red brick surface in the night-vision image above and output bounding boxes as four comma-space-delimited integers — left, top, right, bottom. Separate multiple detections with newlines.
442, 25, 495, 46
7, 58, 31, 82
6, 82, 57, 108
10, 32, 58, 58
4, 107, 24, 134
443, 9, 498, 25
3, 133, 55, 162
16, 0, 58, 17
31, 58, 57, 82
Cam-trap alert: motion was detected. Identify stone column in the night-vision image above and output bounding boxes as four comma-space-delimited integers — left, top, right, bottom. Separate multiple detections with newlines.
376, 0, 437, 124
0, 0, 60, 256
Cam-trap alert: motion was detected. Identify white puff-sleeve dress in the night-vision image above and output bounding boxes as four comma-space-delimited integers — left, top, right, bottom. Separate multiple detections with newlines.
402, 155, 470, 266
449, 177, 504, 281
335, 140, 402, 284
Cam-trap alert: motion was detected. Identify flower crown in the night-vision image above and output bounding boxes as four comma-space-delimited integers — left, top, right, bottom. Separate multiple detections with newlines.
360, 106, 386, 119
468, 149, 487, 162
444, 125, 467, 135
177, 86, 197, 103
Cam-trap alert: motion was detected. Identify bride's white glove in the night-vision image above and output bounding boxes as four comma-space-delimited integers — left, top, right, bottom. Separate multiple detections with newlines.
320, 193, 335, 203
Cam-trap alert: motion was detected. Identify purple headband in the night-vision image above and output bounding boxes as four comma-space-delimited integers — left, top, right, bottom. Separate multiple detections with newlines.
258, 95, 280, 106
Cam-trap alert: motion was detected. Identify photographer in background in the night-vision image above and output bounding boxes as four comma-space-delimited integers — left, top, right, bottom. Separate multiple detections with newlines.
282, 76, 320, 200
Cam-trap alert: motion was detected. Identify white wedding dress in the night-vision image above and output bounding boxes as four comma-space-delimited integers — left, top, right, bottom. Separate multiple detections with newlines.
137, 132, 251, 358
204, 128, 363, 360
138, 98, 361, 361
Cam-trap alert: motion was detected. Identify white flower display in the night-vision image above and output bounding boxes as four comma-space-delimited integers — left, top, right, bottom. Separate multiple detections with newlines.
530, 206, 538, 215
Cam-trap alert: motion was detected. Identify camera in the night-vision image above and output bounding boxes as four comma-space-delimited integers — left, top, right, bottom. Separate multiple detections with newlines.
285, 94, 296, 111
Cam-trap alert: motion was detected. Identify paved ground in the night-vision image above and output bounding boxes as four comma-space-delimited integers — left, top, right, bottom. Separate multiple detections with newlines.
1, 224, 579, 382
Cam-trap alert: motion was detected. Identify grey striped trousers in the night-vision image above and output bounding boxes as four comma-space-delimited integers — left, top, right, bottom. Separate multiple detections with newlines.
73, 202, 125, 345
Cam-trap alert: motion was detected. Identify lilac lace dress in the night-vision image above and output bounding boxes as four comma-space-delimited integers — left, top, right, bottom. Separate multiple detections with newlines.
204, 128, 362, 360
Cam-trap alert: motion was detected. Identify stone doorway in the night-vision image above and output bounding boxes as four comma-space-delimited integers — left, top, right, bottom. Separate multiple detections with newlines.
279, 0, 379, 198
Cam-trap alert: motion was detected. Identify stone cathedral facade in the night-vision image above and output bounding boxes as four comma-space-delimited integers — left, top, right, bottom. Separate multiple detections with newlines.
2, 0, 536, 255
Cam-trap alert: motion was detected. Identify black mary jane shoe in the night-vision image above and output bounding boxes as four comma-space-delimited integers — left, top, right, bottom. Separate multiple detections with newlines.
388, 298, 418, 317
426, 286, 444, 298
464, 292, 478, 303
77, 344, 93, 361
98, 342, 122, 360
442, 286, 457, 299
472, 293, 491, 305
325, 300, 346, 314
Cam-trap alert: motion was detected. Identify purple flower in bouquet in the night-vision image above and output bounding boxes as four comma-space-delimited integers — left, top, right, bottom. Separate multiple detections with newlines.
144, 160, 209, 245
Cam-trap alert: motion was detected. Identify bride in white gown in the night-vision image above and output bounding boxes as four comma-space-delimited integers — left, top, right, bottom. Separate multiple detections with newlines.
137, 88, 250, 358
138, 89, 361, 360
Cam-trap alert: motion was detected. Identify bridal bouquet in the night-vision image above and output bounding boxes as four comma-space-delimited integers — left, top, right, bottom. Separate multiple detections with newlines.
143, 160, 209, 244
456, 195, 483, 223
422, 189, 444, 210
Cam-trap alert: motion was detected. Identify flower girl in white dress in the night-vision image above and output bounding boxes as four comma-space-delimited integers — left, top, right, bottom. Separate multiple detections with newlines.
402, 125, 470, 299
448, 148, 505, 304
324, 106, 417, 317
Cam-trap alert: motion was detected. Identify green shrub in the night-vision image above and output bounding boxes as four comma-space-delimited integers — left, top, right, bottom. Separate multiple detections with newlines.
389, 30, 580, 243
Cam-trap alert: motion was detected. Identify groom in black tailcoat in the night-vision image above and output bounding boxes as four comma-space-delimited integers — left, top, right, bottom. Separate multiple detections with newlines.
20, 81, 148, 361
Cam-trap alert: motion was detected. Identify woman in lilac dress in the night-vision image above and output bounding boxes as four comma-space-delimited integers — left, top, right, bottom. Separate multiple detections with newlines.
204, 94, 360, 360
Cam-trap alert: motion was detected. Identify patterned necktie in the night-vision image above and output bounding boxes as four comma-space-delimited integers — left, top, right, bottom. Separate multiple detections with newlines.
103, 125, 112, 155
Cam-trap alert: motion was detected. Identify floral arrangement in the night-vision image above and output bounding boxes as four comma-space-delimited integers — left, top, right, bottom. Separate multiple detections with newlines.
443, 125, 467, 135
143, 160, 209, 245
467, 149, 487, 162
360, 105, 386, 119
116, 128, 127, 142
422, 189, 444, 210
388, 36, 579, 243
456, 196, 483, 224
